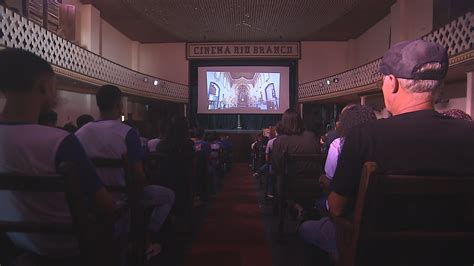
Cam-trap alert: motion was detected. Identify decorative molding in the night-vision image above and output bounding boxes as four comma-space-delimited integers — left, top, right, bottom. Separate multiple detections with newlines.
299, 11, 474, 101
187, 42, 300, 59
0, 7, 189, 103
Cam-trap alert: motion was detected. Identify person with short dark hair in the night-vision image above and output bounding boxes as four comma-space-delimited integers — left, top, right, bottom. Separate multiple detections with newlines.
62, 122, 78, 133
38, 110, 58, 127
76, 114, 94, 129
441, 109, 472, 121
299, 39, 474, 263
0, 48, 117, 258
76, 84, 174, 259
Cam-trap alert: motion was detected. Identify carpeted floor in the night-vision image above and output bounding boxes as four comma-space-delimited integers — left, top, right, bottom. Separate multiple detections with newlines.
183, 163, 273, 266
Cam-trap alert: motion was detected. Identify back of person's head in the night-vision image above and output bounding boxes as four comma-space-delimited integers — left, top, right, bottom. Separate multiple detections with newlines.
96, 85, 122, 113
0, 48, 54, 94
281, 108, 304, 135
76, 114, 94, 128
38, 110, 58, 127
0, 48, 56, 111
441, 109, 472, 121
337, 105, 377, 137
63, 122, 77, 133
379, 40, 448, 114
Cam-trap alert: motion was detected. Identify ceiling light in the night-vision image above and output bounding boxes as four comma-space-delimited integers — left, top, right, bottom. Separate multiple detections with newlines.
143, 77, 148, 83
154, 80, 159, 86
326, 79, 331, 85
333, 78, 339, 83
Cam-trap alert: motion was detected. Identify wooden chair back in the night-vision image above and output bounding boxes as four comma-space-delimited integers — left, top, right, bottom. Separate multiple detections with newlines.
281, 153, 325, 202
147, 151, 196, 229
334, 162, 474, 266
277, 153, 324, 238
91, 156, 145, 266
0, 163, 112, 265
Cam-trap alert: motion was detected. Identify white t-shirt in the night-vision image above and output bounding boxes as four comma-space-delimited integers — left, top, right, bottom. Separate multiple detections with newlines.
266, 137, 277, 155
0, 123, 102, 257
75, 120, 143, 187
147, 138, 161, 152
324, 137, 343, 180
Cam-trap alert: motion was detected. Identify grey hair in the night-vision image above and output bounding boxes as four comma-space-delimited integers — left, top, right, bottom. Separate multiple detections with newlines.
397, 62, 444, 93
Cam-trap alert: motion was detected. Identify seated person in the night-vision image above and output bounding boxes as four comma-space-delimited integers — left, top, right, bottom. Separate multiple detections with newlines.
272, 109, 321, 178
76, 114, 94, 129
298, 40, 474, 264
75, 85, 174, 259
0, 48, 117, 258
156, 116, 195, 217
316, 105, 376, 216
147, 119, 168, 153
190, 127, 212, 199
38, 110, 58, 127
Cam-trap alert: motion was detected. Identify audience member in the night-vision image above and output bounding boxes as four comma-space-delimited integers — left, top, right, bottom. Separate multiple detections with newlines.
190, 127, 212, 200
148, 119, 168, 152
272, 109, 320, 177
75, 84, 174, 259
62, 122, 78, 133
0, 48, 117, 258
316, 105, 376, 216
441, 108, 472, 121
38, 110, 58, 127
76, 114, 94, 129
156, 116, 195, 220
298, 39, 474, 264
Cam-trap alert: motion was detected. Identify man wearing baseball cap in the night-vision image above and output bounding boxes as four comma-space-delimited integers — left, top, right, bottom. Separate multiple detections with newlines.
298, 39, 474, 264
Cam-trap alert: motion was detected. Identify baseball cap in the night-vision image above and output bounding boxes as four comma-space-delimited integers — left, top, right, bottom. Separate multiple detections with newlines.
379, 39, 448, 80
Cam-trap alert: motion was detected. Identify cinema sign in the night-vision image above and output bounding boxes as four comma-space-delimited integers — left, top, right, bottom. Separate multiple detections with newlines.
187, 42, 300, 59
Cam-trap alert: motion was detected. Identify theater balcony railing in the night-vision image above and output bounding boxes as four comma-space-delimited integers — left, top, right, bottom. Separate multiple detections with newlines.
0, 7, 188, 103
299, 10, 474, 102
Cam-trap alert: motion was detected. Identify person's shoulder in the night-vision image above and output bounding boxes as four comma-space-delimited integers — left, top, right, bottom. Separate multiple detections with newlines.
331, 137, 342, 147
12, 124, 70, 140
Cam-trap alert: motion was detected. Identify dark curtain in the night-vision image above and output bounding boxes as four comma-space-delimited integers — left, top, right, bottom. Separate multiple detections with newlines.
189, 59, 298, 130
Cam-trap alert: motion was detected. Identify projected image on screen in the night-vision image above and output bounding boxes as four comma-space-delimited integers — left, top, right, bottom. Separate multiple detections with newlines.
206, 72, 281, 111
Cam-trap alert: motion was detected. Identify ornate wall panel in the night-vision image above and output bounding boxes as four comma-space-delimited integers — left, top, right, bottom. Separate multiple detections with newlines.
0, 7, 188, 102
299, 11, 474, 102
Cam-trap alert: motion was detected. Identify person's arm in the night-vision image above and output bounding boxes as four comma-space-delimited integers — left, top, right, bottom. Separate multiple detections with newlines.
55, 134, 117, 216
328, 128, 367, 217
324, 138, 342, 180
328, 191, 350, 217
126, 129, 146, 188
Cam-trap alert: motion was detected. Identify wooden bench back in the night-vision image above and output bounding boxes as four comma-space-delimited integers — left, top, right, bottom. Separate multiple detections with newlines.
336, 162, 474, 266
91, 156, 144, 266
281, 153, 325, 203
0, 163, 96, 264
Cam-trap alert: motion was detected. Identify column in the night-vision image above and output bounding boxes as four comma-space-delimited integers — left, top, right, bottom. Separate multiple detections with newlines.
466, 72, 474, 116
360, 95, 367, 105
77, 4, 101, 53
121, 96, 128, 121
131, 41, 140, 71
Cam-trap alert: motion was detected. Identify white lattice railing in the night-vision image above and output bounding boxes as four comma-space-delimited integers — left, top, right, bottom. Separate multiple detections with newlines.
299, 11, 474, 101
0, 7, 188, 102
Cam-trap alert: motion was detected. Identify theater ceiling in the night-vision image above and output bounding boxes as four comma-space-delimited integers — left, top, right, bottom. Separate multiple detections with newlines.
80, 0, 396, 43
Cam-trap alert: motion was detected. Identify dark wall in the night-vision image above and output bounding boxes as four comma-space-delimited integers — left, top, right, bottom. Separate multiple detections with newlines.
433, 0, 474, 29
188, 59, 298, 130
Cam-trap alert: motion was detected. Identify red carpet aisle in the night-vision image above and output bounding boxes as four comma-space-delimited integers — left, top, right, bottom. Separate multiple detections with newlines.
184, 163, 273, 266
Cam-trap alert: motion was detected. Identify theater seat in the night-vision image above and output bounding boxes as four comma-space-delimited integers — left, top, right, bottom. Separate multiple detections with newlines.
333, 162, 474, 266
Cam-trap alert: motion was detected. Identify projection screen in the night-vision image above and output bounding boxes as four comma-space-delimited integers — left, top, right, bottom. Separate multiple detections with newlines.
197, 66, 290, 114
